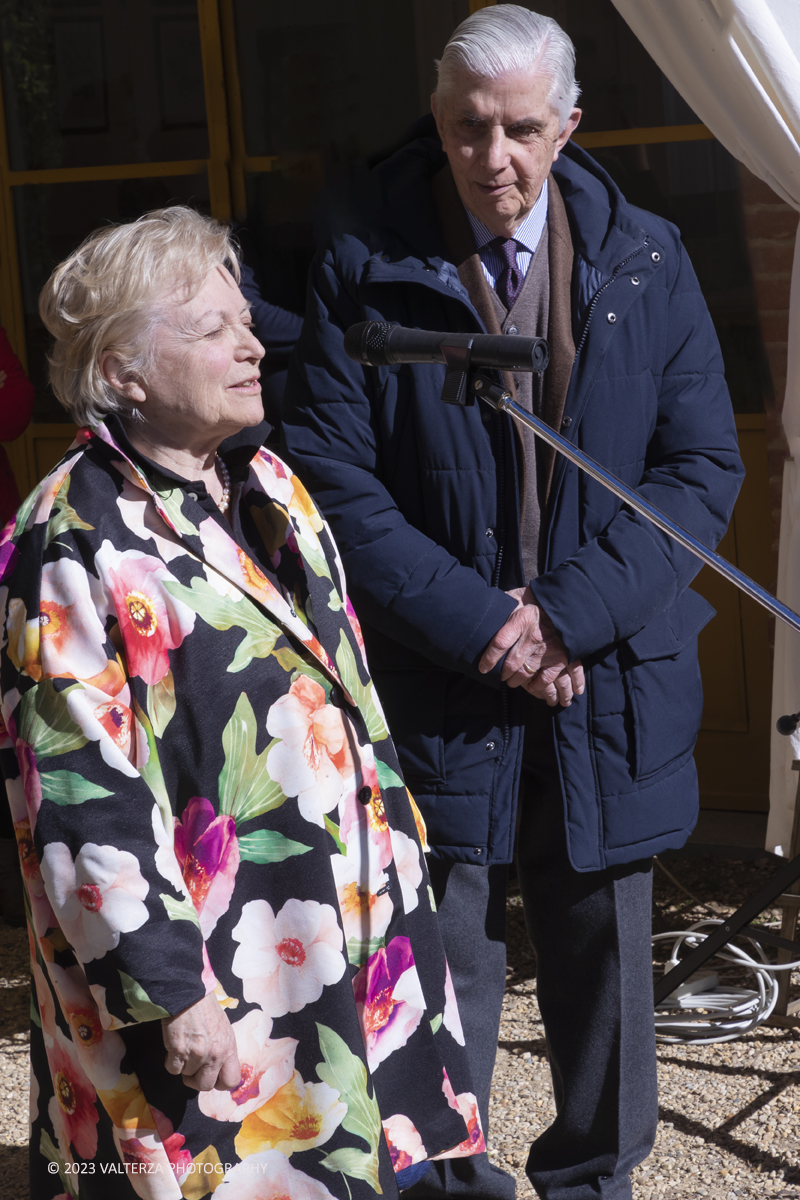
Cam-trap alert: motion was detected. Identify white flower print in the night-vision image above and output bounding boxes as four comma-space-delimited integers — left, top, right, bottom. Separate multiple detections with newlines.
40, 842, 149, 963
231, 898, 345, 1017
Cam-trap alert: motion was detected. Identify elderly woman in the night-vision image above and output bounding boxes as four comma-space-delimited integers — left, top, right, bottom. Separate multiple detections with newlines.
0, 208, 481, 1200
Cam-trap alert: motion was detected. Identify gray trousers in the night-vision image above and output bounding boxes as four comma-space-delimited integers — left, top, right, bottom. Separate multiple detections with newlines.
405, 709, 658, 1200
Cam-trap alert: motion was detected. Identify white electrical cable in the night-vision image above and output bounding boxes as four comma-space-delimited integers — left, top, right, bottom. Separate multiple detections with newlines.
653, 918, 800, 1044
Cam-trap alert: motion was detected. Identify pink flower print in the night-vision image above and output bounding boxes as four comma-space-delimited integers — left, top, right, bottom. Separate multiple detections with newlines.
345, 596, 367, 664
390, 827, 423, 914
198, 515, 284, 609
383, 1113, 427, 1172
215, 1150, 337, 1200
199, 1008, 296, 1121
330, 849, 393, 948
231, 898, 346, 1017
267, 676, 357, 827
338, 756, 393, 871
442, 961, 466, 1047
46, 1028, 99, 1161
40, 842, 149, 963
93, 542, 195, 685
8, 777, 56, 936
173, 797, 240, 938
113, 1108, 193, 1196
66, 683, 148, 779
353, 937, 427, 1072
36, 558, 110, 681
46, 962, 126, 1090
15, 740, 42, 827
431, 1071, 485, 1160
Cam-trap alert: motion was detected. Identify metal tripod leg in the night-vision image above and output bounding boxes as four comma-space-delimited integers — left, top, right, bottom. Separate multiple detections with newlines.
769, 761, 800, 1025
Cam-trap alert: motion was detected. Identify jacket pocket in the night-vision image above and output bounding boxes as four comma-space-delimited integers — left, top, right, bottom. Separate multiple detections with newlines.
371, 668, 447, 787
622, 589, 715, 782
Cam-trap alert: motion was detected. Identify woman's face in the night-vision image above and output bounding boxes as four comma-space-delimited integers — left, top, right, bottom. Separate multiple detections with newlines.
143, 266, 265, 443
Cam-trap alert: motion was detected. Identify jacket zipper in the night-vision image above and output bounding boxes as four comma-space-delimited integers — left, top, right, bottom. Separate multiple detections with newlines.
573, 238, 649, 358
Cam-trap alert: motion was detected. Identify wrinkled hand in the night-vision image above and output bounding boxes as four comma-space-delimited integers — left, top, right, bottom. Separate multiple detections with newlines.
161, 991, 241, 1092
479, 587, 585, 707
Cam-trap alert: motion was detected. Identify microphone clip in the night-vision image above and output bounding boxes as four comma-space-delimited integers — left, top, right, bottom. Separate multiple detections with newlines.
440, 338, 476, 407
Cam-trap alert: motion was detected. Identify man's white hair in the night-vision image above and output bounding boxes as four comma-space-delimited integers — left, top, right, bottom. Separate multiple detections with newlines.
436, 5, 580, 131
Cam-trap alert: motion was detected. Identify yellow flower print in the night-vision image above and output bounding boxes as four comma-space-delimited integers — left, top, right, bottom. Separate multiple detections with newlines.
234, 1071, 346, 1160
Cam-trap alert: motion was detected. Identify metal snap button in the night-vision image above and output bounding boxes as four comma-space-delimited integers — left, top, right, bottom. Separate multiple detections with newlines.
485, 527, 494, 537
507, 325, 518, 335
607, 313, 617, 324
486, 741, 496, 752
631, 276, 640, 285
473, 847, 483, 856
561, 416, 572, 429
358, 785, 373, 805
651, 251, 661, 263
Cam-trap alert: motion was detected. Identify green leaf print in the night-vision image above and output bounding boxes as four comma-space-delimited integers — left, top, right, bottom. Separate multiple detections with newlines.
160, 893, 201, 927
39, 770, 113, 804
324, 815, 346, 855
164, 577, 280, 673
316, 1022, 382, 1193
219, 693, 286, 822
44, 478, 94, 548
18, 682, 88, 760
335, 631, 388, 743
133, 700, 172, 833
147, 669, 176, 739
345, 936, 385, 968
430, 1013, 443, 1035
238, 829, 312, 863
157, 488, 198, 537
292, 524, 330, 581
272, 645, 331, 695
39, 1129, 78, 1197
375, 759, 404, 792
119, 971, 170, 1023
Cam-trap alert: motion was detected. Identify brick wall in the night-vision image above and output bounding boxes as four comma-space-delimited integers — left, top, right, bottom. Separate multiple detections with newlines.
739, 164, 799, 580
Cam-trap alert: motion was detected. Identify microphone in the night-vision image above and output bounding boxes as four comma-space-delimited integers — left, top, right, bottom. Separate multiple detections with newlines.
344, 321, 549, 373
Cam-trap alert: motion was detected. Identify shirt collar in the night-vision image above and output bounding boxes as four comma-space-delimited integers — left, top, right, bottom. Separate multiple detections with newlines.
103, 413, 272, 488
465, 181, 549, 254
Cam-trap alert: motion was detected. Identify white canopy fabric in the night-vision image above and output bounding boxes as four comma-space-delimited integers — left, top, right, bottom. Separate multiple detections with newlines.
610, 0, 800, 854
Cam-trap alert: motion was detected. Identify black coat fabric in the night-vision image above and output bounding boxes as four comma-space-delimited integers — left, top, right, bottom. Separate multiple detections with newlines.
280, 132, 745, 871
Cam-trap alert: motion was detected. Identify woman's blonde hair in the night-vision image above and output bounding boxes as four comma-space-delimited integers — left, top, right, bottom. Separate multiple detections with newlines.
39, 206, 241, 427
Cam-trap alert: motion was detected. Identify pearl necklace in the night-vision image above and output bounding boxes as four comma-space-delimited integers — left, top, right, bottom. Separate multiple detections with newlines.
216, 456, 231, 514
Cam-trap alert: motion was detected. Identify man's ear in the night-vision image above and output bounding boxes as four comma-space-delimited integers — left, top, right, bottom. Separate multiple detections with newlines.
100, 352, 147, 407
553, 108, 582, 160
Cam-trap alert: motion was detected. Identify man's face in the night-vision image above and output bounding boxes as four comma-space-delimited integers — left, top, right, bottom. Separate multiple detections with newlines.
433, 68, 581, 237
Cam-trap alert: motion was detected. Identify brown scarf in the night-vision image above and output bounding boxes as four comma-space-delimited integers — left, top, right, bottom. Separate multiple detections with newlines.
431, 163, 575, 505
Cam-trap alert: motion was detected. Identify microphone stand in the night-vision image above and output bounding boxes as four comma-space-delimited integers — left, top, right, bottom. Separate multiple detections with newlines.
452, 365, 800, 1011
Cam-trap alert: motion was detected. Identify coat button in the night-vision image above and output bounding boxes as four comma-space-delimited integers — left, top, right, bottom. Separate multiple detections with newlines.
486, 741, 496, 752
561, 416, 572, 429
485, 527, 494, 537
651, 251, 661, 263
358, 785, 373, 805
607, 313, 616, 324
631, 276, 640, 285
506, 325, 518, 335
473, 847, 483, 856
187, 492, 198, 501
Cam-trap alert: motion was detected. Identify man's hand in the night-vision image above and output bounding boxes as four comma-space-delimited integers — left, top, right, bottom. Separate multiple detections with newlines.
479, 587, 585, 707
161, 991, 241, 1092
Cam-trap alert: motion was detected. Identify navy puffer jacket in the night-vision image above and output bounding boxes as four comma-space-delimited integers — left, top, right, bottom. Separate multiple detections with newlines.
281, 132, 744, 871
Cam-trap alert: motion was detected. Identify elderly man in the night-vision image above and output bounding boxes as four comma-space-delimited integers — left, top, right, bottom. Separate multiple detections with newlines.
281, 7, 744, 1199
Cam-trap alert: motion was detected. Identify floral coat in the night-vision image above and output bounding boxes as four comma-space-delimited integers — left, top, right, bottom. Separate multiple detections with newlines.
0, 421, 481, 1200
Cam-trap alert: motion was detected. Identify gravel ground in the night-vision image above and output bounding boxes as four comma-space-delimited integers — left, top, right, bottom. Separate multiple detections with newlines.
1, 853, 799, 1199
